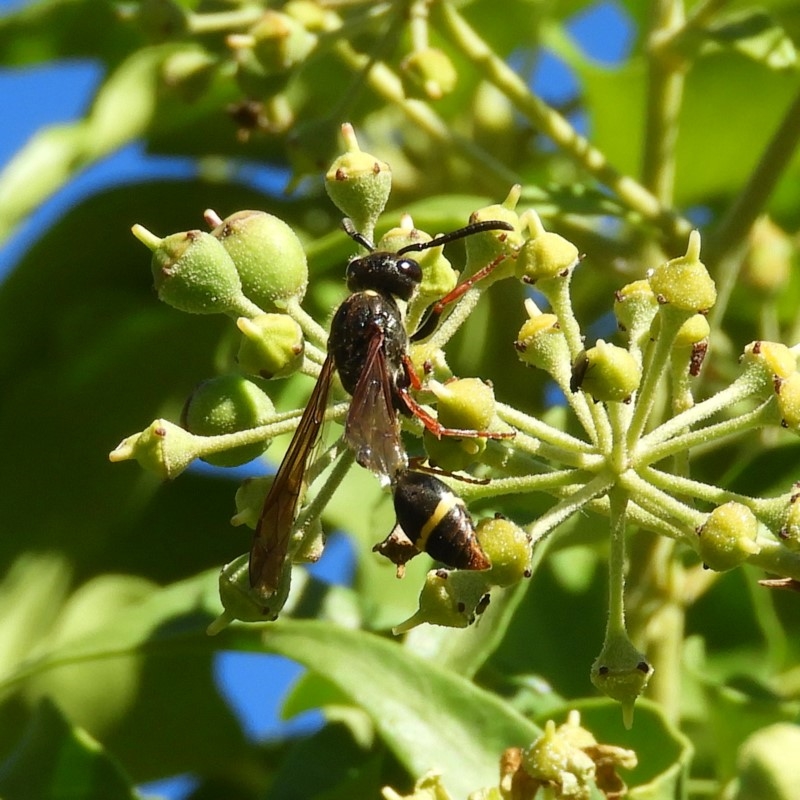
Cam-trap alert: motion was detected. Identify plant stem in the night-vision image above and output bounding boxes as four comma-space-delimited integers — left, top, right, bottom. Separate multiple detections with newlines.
708, 86, 800, 327
434, 1, 693, 250
642, 0, 686, 205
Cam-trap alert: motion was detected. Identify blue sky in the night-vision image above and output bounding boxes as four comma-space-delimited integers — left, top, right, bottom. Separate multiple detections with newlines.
0, 2, 631, 797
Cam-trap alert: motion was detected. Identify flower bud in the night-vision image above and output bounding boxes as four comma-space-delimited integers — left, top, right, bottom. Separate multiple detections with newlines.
522, 719, 596, 794
514, 313, 569, 373
236, 313, 304, 378
422, 378, 501, 467
476, 516, 532, 587
778, 489, 800, 551
231, 476, 272, 529
207, 552, 292, 632
516, 211, 580, 284
735, 723, 800, 800
647, 230, 716, 313
775, 372, 800, 431
325, 124, 391, 232
109, 419, 199, 479
464, 188, 524, 284
697, 501, 761, 571
400, 47, 458, 100
591, 632, 653, 728
248, 10, 316, 75
132, 225, 246, 315
741, 217, 792, 297
740, 341, 798, 396
182, 375, 275, 467
614, 280, 658, 335
392, 569, 490, 634
137, 0, 188, 41
571, 341, 641, 403
210, 210, 308, 311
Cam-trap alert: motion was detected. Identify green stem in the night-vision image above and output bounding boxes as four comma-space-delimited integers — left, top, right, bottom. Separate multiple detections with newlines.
637, 398, 775, 466
187, 7, 263, 33
635, 371, 771, 454
707, 86, 800, 327
458, 468, 589, 502
642, 0, 686, 205
627, 310, 685, 447
622, 470, 705, 530
286, 297, 330, 349
495, 402, 596, 456
434, 1, 693, 250
332, 40, 520, 191
606, 487, 630, 637
528, 472, 616, 546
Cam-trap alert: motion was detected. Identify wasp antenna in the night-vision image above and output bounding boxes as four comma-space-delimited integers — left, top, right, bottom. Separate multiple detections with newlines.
341, 218, 375, 252
398, 220, 514, 254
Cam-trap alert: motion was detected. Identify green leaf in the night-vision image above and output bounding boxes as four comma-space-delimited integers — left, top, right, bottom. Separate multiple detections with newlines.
258, 619, 541, 798
0, 697, 140, 800
698, 10, 796, 71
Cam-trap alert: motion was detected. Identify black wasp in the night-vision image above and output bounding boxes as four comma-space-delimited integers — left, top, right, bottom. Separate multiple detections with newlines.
249, 217, 515, 599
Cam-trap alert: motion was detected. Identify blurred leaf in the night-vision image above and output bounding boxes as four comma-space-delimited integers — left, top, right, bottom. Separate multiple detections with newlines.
0, 697, 139, 800
697, 10, 796, 71
258, 620, 541, 798
0, 0, 139, 65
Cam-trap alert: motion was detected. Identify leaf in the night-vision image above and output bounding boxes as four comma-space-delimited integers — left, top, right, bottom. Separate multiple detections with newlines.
698, 10, 796, 71
258, 619, 541, 798
0, 697, 140, 800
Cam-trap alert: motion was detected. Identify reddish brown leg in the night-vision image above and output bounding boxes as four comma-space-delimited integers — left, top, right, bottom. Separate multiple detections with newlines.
397, 386, 515, 440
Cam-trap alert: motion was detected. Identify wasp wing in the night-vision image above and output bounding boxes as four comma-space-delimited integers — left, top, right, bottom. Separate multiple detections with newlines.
250, 355, 335, 599
344, 329, 408, 481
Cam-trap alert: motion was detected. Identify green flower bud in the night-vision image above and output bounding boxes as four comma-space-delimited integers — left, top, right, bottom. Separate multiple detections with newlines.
741, 341, 798, 393
284, 0, 339, 31
431, 377, 497, 431
571, 341, 641, 403
325, 124, 392, 232
591, 632, 653, 729
522, 719, 596, 796
735, 723, 800, 800
515, 211, 580, 284
392, 569, 490, 634
382, 771, 454, 800
476, 516, 532, 587
741, 217, 791, 297
647, 230, 716, 313
210, 209, 308, 311
207, 552, 292, 633
697, 501, 761, 571
182, 375, 275, 467
132, 225, 247, 315
248, 10, 316, 75
778, 489, 800, 551
401, 47, 458, 100
514, 313, 569, 373
161, 48, 218, 102
614, 279, 658, 335
464, 188, 524, 284
776, 372, 800, 431
236, 313, 304, 378
231, 476, 272, 529
671, 313, 710, 349
421, 378, 501, 467
108, 419, 199, 479
137, 0, 188, 41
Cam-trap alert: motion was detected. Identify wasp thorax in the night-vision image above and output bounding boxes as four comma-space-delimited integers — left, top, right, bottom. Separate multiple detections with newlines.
345, 252, 422, 300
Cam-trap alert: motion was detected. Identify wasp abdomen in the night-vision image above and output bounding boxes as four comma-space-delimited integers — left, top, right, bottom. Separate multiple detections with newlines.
393, 471, 490, 570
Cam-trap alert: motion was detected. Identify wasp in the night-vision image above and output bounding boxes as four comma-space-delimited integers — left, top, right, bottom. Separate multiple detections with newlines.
249, 217, 514, 599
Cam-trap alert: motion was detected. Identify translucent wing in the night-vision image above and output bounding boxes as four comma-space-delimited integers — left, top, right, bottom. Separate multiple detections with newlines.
344, 329, 408, 481
249, 356, 335, 599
